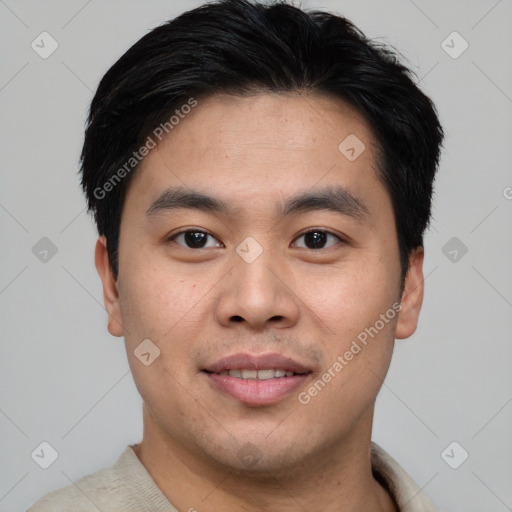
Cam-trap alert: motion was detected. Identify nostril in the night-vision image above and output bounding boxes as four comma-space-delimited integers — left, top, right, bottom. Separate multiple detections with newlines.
232, 315, 244, 322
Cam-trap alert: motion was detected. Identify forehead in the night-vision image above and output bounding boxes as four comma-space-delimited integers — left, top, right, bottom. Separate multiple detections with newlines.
175, 92, 371, 143
125, 92, 381, 211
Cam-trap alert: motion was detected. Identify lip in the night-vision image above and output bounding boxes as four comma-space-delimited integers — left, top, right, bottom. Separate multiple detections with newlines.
205, 373, 310, 406
202, 353, 313, 406
203, 353, 311, 374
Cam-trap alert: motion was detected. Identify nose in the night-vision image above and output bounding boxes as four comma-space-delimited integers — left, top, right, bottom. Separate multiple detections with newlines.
214, 245, 300, 331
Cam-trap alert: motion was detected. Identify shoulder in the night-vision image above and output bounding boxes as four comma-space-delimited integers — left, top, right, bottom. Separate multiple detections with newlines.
371, 442, 439, 512
26, 447, 134, 512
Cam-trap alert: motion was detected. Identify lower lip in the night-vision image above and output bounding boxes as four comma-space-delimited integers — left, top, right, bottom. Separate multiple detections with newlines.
204, 372, 310, 406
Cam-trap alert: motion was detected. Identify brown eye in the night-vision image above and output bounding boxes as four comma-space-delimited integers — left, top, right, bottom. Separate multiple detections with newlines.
292, 230, 343, 249
168, 230, 222, 249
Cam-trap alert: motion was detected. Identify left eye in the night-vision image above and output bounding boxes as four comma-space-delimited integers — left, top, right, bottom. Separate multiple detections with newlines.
168, 230, 222, 249
292, 230, 343, 250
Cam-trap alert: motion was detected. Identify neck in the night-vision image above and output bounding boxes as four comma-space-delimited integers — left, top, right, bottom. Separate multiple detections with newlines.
133, 404, 396, 512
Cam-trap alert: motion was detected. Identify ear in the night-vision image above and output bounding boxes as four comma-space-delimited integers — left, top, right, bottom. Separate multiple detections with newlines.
95, 235, 124, 337
395, 247, 424, 339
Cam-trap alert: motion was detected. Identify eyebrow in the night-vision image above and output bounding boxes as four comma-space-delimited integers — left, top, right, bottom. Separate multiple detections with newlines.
145, 185, 369, 221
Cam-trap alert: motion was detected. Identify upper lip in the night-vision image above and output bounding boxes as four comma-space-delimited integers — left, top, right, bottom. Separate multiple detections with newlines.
203, 353, 312, 374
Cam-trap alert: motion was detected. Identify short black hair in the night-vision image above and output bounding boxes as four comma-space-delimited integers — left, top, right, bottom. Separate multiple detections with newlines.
80, 0, 443, 284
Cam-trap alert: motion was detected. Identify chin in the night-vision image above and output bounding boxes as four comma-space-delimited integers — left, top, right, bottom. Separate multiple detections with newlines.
200, 436, 312, 480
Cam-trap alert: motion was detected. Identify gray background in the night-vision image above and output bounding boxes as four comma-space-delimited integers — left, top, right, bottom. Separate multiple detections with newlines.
1, 0, 511, 510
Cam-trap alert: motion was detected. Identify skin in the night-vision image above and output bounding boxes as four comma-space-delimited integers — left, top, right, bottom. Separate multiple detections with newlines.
95, 92, 424, 512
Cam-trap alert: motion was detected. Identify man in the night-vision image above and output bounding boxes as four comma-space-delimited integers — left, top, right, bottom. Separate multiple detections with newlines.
28, 0, 443, 510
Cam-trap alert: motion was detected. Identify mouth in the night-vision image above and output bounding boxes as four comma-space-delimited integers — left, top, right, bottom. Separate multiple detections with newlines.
202, 353, 313, 406
212, 369, 298, 379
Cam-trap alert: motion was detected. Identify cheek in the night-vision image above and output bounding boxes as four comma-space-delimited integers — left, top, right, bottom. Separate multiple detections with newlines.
118, 267, 208, 408
305, 262, 399, 399
300, 273, 398, 427
119, 263, 202, 334
305, 261, 399, 341
316, 267, 398, 383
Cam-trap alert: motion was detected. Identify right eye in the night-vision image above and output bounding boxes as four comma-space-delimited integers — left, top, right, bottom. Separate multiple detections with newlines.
167, 229, 223, 249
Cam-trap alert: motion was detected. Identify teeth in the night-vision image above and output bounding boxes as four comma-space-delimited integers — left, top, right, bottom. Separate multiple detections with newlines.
218, 369, 295, 379
257, 369, 277, 380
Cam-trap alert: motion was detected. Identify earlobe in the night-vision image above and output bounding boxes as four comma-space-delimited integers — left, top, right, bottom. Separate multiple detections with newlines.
395, 247, 424, 340
95, 236, 124, 337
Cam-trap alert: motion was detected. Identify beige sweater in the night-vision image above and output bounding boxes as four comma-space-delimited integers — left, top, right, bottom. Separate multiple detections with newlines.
27, 442, 438, 511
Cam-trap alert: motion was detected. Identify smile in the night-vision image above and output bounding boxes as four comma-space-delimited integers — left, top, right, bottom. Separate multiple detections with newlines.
216, 369, 297, 379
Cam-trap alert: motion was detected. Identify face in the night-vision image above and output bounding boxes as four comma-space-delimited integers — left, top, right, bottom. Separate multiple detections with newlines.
96, 93, 424, 476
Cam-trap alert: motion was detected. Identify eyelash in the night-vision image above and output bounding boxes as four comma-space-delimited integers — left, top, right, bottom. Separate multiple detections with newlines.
167, 228, 346, 250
